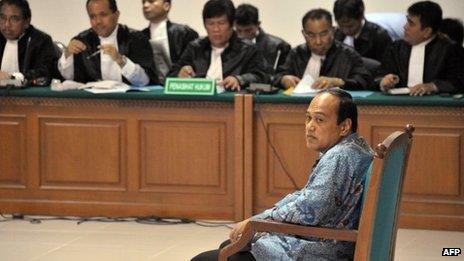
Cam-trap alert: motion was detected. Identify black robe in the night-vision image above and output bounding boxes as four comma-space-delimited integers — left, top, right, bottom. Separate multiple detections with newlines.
275, 41, 372, 90
168, 32, 269, 87
255, 28, 291, 72
0, 25, 57, 85
335, 20, 393, 62
71, 24, 158, 85
377, 34, 464, 93
142, 20, 199, 65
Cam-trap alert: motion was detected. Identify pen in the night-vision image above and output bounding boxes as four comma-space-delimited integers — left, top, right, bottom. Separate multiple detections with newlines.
86, 50, 101, 59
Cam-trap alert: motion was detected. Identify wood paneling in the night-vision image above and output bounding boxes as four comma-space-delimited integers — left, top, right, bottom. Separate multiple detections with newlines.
0, 95, 463, 230
0, 116, 26, 188
248, 102, 464, 231
0, 97, 241, 221
251, 104, 317, 214
40, 118, 126, 190
140, 120, 226, 194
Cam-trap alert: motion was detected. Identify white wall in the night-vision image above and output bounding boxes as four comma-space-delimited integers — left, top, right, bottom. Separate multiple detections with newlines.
29, 0, 464, 46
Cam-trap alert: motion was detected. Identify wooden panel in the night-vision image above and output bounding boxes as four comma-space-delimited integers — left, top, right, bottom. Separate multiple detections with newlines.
372, 127, 462, 197
267, 123, 314, 192
39, 118, 126, 190
0, 116, 26, 188
140, 120, 226, 194
253, 106, 317, 213
358, 105, 464, 231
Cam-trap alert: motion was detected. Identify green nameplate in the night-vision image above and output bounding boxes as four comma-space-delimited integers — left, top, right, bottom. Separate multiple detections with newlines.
164, 78, 216, 95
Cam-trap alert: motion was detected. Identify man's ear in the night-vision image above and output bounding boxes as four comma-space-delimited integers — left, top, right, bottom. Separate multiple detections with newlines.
163, 1, 171, 12
340, 118, 352, 136
423, 27, 433, 38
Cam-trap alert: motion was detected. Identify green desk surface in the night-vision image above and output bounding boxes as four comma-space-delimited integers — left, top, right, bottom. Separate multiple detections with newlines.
1, 87, 463, 107
252, 90, 464, 107
0, 86, 237, 102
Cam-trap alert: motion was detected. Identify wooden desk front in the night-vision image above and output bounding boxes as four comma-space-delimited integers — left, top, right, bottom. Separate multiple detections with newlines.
1, 88, 463, 230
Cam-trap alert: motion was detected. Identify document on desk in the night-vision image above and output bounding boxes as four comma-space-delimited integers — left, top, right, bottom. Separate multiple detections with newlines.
292, 74, 320, 96
387, 87, 410, 95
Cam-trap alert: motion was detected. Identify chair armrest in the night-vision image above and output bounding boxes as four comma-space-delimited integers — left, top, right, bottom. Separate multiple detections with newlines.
219, 220, 358, 261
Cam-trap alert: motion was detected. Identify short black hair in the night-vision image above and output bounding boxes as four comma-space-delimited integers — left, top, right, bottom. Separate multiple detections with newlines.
302, 8, 332, 29
407, 1, 442, 33
333, 0, 364, 21
86, 0, 118, 13
0, 0, 31, 20
202, 0, 235, 25
235, 3, 259, 26
440, 18, 464, 45
318, 88, 358, 133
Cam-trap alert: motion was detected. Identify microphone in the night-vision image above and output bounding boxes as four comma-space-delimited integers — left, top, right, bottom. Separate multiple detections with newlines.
272, 49, 281, 73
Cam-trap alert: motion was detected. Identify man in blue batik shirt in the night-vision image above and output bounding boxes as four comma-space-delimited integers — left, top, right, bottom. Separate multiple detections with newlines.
192, 89, 374, 261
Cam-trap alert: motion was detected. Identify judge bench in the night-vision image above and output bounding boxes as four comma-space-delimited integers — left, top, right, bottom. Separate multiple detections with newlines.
0, 87, 463, 231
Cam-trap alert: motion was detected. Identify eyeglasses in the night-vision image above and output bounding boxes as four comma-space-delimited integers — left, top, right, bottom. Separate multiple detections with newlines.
0, 14, 23, 24
302, 29, 332, 40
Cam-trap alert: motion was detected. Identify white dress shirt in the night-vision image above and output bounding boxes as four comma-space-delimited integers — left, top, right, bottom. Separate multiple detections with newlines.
58, 25, 150, 86
407, 36, 434, 87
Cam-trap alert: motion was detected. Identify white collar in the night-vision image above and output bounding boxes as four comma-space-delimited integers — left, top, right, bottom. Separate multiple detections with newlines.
150, 19, 168, 31
212, 43, 228, 54
6, 39, 19, 44
413, 35, 435, 48
99, 25, 119, 42
311, 53, 325, 61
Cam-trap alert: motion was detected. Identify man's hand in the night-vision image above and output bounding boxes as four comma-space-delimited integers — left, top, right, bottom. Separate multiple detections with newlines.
312, 76, 344, 89
99, 44, 125, 67
178, 65, 196, 78
0, 71, 11, 80
65, 39, 87, 58
409, 83, 438, 96
229, 218, 251, 243
380, 74, 400, 91
221, 76, 241, 91
281, 75, 301, 88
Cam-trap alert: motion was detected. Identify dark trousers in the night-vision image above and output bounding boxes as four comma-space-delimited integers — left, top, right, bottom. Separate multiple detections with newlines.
191, 240, 255, 261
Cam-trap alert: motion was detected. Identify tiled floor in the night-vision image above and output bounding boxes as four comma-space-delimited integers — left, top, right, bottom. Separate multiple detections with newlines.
0, 216, 463, 260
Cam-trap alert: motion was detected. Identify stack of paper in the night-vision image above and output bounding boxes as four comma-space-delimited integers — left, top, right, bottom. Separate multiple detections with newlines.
292, 75, 320, 96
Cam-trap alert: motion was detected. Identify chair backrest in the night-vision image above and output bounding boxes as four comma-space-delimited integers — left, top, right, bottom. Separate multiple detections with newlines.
355, 125, 414, 261
53, 41, 66, 58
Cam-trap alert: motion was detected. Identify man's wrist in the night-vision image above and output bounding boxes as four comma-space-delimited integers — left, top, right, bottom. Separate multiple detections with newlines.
117, 55, 127, 67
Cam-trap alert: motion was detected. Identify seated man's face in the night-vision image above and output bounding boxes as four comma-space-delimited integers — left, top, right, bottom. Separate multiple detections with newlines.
0, 4, 29, 40
87, 0, 120, 38
204, 15, 233, 48
142, 0, 169, 22
404, 14, 431, 45
303, 18, 334, 56
336, 17, 363, 36
305, 93, 348, 153
235, 23, 259, 40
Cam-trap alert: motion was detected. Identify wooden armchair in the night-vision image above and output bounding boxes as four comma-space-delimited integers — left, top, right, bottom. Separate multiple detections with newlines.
219, 125, 415, 261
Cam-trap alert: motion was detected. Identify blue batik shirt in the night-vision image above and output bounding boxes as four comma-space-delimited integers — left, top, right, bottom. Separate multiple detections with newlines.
251, 133, 374, 261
